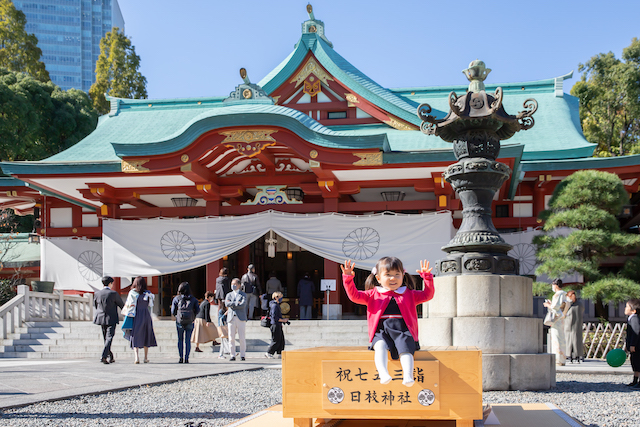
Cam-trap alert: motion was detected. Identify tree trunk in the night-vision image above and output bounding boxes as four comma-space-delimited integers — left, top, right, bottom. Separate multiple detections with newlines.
594, 298, 609, 321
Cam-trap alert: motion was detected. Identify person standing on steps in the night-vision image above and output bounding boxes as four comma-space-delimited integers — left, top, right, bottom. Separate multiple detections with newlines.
93, 276, 124, 364
297, 272, 315, 320
171, 282, 200, 364
241, 264, 261, 320
225, 278, 248, 361
123, 276, 157, 364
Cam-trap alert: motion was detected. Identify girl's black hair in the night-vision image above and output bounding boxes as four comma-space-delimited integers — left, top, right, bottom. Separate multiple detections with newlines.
178, 281, 191, 296
364, 256, 415, 291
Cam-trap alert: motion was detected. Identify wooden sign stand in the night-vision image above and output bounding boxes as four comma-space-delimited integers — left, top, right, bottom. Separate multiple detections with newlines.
283, 346, 482, 427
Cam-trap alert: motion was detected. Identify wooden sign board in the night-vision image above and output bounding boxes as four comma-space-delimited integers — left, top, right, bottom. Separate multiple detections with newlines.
321, 360, 440, 411
282, 346, 482, 424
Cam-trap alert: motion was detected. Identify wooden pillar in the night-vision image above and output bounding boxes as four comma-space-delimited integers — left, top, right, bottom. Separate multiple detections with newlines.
71, 206, 82, 228
238, 246, 251, 279
205, 200, 220, 216
533, 182, 546, 218
286, 253, 296, 298
206, 260, 222, 293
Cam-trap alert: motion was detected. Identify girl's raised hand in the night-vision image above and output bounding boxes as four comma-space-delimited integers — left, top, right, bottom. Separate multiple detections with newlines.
341, 259, 355, 276
416, 260, 432, 275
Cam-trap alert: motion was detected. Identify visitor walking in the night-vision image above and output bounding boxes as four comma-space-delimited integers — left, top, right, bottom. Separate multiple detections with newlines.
193, 291, 218, 353
241, 264, 261, 320
564, 290, 584, 363
93, 276, 124, 364
265, 291, 288, 359
297, 272, 315, 320
123, 276, 157, 364
171, 282, 200, 363
225, 278, 247, 361
543, 278, 571, 366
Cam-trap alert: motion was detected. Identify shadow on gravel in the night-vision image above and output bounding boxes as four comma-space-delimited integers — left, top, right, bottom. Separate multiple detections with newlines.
550, 380, 638, 394
0, 411, 251, 421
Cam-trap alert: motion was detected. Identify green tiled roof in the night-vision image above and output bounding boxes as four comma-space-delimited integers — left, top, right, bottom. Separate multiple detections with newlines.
393, 77, 596, 161
258, 33, 420, 126
0, 24, 603, 177
0, 233, 40, 264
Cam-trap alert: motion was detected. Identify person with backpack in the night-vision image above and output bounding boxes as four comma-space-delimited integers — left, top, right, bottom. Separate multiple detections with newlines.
241, 264, 261, 320
171, 282, 200, 364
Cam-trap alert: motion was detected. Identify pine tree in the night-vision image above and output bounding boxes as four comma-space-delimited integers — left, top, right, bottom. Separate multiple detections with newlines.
0, 0, 49, 82
89, 28, 147, 114
534, 170, 640, 319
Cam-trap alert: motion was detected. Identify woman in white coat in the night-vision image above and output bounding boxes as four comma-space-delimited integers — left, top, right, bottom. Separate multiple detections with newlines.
543, 278, 571, 366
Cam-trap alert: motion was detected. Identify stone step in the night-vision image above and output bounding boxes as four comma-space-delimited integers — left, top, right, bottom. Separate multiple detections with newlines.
1, 319, 370, 359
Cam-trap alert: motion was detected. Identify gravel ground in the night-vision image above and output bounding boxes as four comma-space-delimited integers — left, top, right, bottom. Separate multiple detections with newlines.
0, 370, 638, 426
483, 373, 640, 427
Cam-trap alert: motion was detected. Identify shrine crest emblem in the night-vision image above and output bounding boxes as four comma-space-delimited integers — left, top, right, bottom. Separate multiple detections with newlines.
303, 78, 322, 97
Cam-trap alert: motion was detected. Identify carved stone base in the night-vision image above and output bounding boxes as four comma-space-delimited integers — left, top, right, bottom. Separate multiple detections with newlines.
436, 252, 518, 276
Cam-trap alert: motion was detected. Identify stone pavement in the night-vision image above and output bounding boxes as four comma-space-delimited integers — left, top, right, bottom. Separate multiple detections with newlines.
0, 351, 281, 410
0, 353, 632, 411
556, 358, 631, 375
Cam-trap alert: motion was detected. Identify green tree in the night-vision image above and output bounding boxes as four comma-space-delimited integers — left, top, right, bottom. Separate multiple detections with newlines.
570, 38, 640, 157
0, 0, 49, 82
0, 68, 97, 161
534, 170, 640, 319
89, 28, 147, 115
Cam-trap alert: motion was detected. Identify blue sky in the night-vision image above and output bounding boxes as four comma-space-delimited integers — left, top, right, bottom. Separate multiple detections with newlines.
117, 0, 640, 100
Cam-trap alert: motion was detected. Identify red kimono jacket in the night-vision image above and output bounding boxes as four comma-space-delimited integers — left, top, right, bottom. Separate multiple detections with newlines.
342, 272, 435, 343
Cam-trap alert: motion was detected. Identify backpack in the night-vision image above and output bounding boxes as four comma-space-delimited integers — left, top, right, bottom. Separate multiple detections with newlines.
176, 296, 194, 326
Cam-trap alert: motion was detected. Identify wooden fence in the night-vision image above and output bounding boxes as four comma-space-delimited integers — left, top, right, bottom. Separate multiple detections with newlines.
583, 322, 627, 359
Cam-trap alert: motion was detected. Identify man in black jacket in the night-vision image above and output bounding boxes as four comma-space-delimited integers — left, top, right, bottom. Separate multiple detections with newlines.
94, 276, 124, 364
625, 298, 640, 387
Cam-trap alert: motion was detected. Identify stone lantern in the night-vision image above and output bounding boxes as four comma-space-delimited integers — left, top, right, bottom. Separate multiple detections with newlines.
416, 61, 554, 391
418, 60, 537, 276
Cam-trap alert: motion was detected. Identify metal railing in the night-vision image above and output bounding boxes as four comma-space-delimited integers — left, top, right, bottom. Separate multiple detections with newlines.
0, 285, 93, 339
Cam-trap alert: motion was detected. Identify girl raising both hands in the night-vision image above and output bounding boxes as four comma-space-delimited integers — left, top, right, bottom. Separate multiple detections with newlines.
341, 257, 434, 387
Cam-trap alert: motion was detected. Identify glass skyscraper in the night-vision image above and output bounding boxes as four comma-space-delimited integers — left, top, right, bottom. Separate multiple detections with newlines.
13, 0, 125, 92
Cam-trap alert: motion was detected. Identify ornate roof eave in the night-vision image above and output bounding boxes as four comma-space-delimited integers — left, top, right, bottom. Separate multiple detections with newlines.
108, 105, 390, 159
519, 153, 640, 172
0, 160, 122, 176
259, 34, 421, 127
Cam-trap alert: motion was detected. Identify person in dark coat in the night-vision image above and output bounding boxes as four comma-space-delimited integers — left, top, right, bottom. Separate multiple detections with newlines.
193, 291, 218, 352
93, 276, 124, 364
265, 291, 288, 359
564, 290, 584, 363
297, 272, 315, 320
215, 268, 231, 306
171, 282, 200, 363
625, 298, 640, 388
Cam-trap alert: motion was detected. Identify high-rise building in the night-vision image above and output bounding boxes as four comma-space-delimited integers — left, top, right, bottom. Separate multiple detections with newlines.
13, 0, 125, 92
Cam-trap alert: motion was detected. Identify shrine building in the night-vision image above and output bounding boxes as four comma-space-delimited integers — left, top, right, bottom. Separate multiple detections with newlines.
2, 6, 640, 319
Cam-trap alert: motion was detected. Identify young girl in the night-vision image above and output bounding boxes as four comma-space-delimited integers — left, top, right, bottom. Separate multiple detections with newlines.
341, 257, 434, 387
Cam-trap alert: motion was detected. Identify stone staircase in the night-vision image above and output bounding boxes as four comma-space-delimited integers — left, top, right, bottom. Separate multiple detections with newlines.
0, 319, 369, 359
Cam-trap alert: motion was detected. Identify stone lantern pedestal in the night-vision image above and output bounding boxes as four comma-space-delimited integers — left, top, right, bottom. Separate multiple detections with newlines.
417, 60, 553, 390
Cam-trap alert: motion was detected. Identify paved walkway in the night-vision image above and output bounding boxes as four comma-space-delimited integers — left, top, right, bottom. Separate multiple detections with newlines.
0, 352, 281, 410
0, 354, 631, 410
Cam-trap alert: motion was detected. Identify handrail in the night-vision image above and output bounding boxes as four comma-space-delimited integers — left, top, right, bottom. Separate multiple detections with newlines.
0, 293, 25, 340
